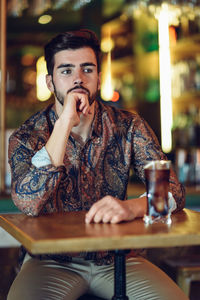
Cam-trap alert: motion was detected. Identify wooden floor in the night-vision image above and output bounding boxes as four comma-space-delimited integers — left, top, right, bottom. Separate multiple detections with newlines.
0, 247, 200, 300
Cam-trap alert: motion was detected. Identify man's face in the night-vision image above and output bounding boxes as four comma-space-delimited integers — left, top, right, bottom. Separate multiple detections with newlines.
46, 47, 100, 106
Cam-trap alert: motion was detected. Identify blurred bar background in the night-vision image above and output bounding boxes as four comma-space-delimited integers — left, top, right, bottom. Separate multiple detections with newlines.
1, 1, 200, 298
1, 0, 200, 195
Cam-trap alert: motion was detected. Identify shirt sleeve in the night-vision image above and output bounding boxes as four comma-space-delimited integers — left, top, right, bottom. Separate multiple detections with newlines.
31, 146, 51, 168
8, 134, 66, 217
132, 114, 185, 212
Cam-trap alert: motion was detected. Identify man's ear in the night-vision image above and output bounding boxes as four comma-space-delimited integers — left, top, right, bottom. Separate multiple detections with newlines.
46, 75, 54, 93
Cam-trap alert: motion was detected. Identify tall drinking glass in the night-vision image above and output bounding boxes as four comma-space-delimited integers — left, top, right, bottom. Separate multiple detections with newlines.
143, 160, 172, 225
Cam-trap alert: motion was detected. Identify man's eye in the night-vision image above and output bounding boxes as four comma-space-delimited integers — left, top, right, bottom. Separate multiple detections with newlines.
62, 69, 72, 74
83, 68, 93, 73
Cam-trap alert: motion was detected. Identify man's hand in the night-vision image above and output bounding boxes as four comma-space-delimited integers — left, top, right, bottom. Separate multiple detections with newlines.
61, 92, 92, 128
85, 196, 147, 224
85, 196, 136, 224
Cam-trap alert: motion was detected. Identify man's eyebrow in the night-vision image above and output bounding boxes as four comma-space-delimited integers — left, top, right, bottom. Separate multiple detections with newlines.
80, 62, 96, 67
57, 63, 75, 69
57, 62, 96, 69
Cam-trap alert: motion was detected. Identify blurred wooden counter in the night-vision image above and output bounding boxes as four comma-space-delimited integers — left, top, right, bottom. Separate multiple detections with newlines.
127, 182, 200, 197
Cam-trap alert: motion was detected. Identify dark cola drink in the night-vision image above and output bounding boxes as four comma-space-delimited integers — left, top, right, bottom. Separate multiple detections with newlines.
144, 161, 172, 225
145, 168, 169, 216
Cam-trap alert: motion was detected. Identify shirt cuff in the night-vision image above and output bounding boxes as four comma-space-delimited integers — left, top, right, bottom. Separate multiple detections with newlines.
139, 192, 177, 213
31, 146, 52, 168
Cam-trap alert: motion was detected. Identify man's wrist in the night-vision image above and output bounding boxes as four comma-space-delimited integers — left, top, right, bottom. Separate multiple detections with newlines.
125, 196, 147, 218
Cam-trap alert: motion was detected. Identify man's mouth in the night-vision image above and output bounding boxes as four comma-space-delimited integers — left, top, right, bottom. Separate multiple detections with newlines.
67, 86, 89, 95
72, 88, 88, 94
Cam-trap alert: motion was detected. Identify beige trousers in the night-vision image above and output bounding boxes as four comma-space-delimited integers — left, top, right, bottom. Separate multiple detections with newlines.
7, 255, 188, 300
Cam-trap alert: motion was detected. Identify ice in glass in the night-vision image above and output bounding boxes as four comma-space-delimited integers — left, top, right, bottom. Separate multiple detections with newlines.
143, 160, 172, 225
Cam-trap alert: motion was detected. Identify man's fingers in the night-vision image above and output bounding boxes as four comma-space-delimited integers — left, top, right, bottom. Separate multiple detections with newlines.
102, 210, 114, 223
85, 196, 145, 225
74, 93, 89, 111
85, 196, 135, 224
85, 198, 109, 224
85, 203, 99, 223
64, 92, 92, 119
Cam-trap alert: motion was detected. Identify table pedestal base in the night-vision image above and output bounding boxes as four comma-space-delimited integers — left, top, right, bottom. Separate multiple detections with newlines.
112, 250, 129, 300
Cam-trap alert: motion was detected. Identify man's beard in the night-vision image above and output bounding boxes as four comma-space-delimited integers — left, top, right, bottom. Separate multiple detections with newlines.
52, 81, 98, 107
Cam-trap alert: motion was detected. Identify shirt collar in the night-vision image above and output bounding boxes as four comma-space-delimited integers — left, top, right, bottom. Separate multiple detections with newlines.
49, 104, 58, 126
90, 101, 103, 137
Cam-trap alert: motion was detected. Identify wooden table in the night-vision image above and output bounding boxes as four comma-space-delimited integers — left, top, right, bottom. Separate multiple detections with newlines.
1, 209, 200, 300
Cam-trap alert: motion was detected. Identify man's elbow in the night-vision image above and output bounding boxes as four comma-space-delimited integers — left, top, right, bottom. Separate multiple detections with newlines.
11, 192, 43, 217
174, 196, 186, 213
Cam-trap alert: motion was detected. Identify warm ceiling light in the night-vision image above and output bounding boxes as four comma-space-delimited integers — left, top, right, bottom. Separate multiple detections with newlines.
158, 4, 173, 153
36, 56, 51, 101
111, 91, 120, 102
101, 51, 114, 101
101, 37, 114, 53
38, 15, 52, 25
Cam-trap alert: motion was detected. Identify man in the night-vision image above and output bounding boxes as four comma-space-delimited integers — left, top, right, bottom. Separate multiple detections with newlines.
8, 29, 188, 300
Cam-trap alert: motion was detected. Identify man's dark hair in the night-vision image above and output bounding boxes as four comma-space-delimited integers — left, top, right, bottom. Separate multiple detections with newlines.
44, 29, 101, 75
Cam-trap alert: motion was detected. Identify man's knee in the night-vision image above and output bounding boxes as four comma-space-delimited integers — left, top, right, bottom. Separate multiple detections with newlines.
7, 258, 89, 300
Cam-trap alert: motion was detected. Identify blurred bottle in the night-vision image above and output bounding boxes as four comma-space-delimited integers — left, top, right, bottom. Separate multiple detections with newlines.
173, 106, 200, 186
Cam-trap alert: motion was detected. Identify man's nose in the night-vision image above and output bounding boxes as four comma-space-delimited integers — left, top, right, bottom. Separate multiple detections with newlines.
73, 71, 83, 85
74, 78, 83, 85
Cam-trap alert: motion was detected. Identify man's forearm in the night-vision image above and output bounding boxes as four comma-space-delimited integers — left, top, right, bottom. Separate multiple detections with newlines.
45, 117, 72, 167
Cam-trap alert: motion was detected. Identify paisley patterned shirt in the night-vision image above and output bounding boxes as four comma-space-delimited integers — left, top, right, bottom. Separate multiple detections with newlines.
8, 101, 185, 265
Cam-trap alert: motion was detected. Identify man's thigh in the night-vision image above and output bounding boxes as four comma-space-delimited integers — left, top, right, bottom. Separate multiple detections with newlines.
7, 258, 88, 300
89, 257, 189, 300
